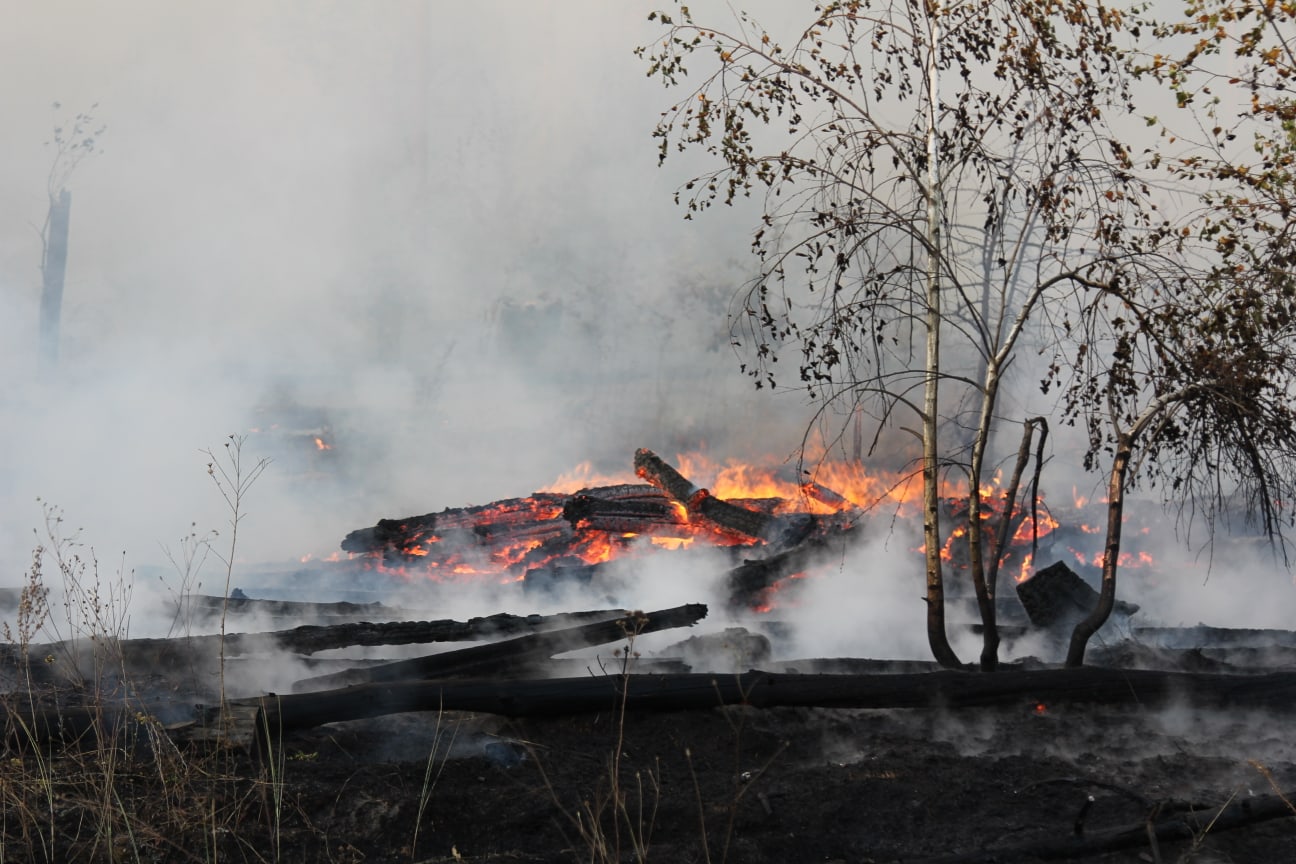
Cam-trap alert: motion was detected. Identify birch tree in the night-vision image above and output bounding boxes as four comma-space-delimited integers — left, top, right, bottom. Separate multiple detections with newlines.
1057, 0, 1296, 664
638, 0, 1152, 668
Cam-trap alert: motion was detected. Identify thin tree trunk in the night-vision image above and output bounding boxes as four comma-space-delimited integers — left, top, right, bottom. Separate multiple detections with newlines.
1067, 431, 1130, 666
967, 363, 1002, 670
921, 2, 959, 668
988, 419, 1042, 590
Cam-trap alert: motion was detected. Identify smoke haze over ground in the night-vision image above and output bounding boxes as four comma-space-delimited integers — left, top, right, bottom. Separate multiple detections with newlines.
1, 1, 1294, 651
0, 2, 801, 576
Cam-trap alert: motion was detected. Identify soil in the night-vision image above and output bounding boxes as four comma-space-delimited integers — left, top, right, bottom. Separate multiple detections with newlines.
7, 600, 1296, 863
6, 662, 1296, 863
259, 693, 1296, 863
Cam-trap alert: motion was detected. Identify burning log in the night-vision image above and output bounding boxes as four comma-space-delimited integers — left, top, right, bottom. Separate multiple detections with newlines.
800, 479, 857, 511
336, 481, 743, 584
339, 492, 574, 568
725, 529, 857, 611
290, 602, 709, 691
560, 484, 685, 534
634, 448, 774, 540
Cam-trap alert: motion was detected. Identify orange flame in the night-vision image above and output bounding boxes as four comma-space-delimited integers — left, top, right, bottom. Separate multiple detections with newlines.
339, 448, 1158, 600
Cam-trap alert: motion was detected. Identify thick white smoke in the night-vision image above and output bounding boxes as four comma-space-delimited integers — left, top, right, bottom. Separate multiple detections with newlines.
0, 3, 790, 577
1, 1, 1292, 663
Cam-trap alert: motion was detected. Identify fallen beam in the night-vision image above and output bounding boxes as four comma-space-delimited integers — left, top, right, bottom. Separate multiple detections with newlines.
260, 666, 1296, 735
1133, 625, 1296, 649
176, 594, 402, 622
290, 602, 709, 691
13, 665, 1296, 750
339, 493, 572, 562
725, 529, 856, 610
2, 609, 634, 686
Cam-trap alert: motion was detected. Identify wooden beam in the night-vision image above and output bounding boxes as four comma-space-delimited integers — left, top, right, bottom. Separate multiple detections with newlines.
291, 603, 709, 691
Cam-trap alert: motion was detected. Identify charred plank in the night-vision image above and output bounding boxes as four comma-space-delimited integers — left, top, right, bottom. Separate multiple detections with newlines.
340, 493, 570, 559
290, 602, 709, 691
2, 609, 635, 688
254, 667, 1296, 737
634, 448, 774, 540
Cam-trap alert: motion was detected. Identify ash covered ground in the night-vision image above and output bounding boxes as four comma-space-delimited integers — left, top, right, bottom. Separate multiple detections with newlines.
247, 692, 1296, 863
5, 568, 1296, 863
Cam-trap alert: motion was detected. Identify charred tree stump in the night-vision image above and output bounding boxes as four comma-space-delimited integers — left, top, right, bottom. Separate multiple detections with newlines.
1016, 561, 1138, 630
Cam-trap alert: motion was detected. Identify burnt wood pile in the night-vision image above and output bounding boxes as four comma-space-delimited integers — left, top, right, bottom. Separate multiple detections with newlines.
338, 448, 867, 610
332, 448, 1075, 615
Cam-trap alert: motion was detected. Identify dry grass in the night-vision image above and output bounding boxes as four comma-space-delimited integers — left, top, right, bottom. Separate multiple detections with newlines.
0, 521, 271, 863
0, 437, 292, 864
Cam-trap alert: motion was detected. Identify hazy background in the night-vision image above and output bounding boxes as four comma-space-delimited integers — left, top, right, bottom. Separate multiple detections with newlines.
1, 1, 1292, 650
0, 2, 808, 572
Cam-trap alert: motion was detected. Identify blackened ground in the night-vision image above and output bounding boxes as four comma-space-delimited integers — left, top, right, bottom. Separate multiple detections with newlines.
259, 698, 1296, 863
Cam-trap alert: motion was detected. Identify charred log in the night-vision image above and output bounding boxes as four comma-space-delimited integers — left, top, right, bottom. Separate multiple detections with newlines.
340, 493, 571, 560
561, 484, 685, 533
634, 448, 774, 540
179, 594, 404, 622
522, 543, 755, 599
256, 666, 1296, 737
910, 790, 1296, 863
725, 529, 857, 611
14, 665, 1296, 750
521, 559, 612, 597
1, 609, 635, 687
290, 602, 709, 691
800, 480, 857, 511
1132, 625, 1296, 649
